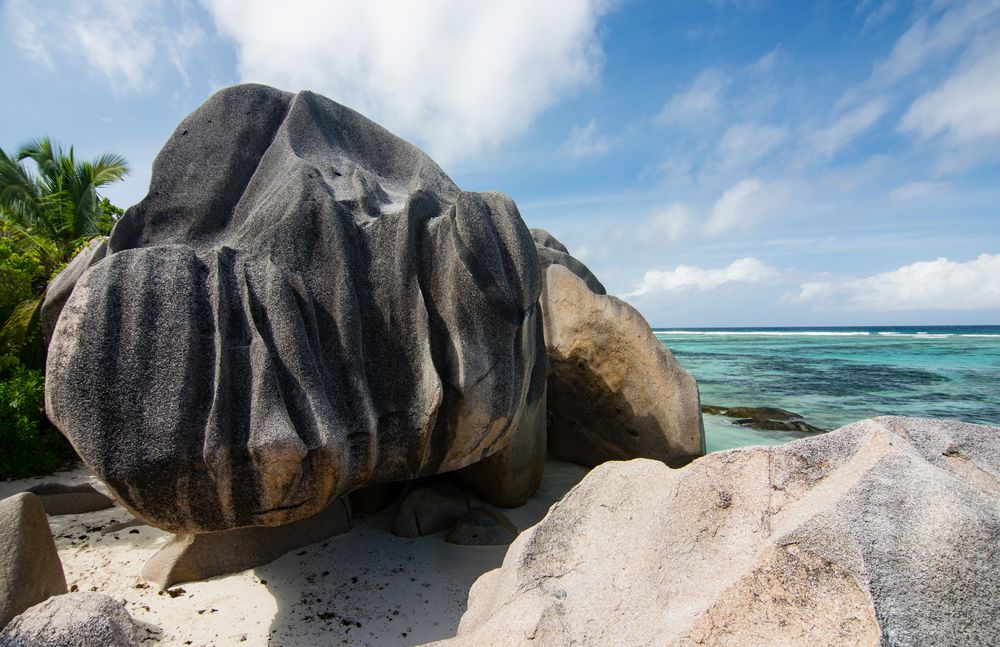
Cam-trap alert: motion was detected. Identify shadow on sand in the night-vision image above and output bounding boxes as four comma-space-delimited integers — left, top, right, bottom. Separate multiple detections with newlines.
257, 459, 589, 646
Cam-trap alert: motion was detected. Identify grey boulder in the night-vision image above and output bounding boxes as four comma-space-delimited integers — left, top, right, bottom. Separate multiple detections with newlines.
436, 417, 1000, 646
445, 508, 518, 546
541, 264, 704, 467
391, 483, 471, 538
45, 84, 545, 534
40, 237, 109, 345
25, 482, 114, 515
0, 592, 138, 647
0, 493, 66, 628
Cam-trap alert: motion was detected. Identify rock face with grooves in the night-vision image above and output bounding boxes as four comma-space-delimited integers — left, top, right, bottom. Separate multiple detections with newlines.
435, 417, 1000, 647
0, 493, 67, 628
541, 264, 704, 467
45, 84, 545, 534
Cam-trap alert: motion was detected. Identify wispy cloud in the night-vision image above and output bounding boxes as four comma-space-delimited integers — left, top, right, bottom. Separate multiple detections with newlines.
704, 178, 799, 237
560, 119, 613, 162
900, 44, 1000, 169
714, 122, 788, 171
808, 97, 889, 159
888, 181, 949, 202
656, 69, 728, 125
626, 257, 779, 298
200, 0, 613, 165
4, 0, 205, 94
795, 253, 1000, 311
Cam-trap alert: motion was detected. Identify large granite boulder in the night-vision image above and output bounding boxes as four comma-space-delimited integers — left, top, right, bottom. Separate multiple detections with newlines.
435, 417, 1000, 646
0, 493, 66, 628
541, 264, 704, 467
530, 228, 605, 295
0, 592, 138, 647
45, 84, 546, 534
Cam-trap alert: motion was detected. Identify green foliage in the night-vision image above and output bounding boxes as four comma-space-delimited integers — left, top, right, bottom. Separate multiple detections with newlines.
0, 137, 128, 270
0, 367, 71, 479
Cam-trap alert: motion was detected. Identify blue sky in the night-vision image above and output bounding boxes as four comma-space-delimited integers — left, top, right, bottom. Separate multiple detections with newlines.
3, 0, 999, 326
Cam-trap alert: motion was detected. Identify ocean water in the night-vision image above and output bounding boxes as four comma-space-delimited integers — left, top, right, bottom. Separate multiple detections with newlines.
654, 326, 1000, 453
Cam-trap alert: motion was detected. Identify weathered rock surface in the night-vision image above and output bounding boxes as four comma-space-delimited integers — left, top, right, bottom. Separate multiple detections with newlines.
142, 496, 351, 588
0, 592, 138, 647
445, 508, 518, 546
436, 417, 1000, 646
703, 404, 826, 434
45, 84, 545, 534
25, 482, 114, 515
40, 237, 109, 345
530, 228, 605, 295
391, 484, 471, 538
541, 264, 704, 467
0, 493, 66, 628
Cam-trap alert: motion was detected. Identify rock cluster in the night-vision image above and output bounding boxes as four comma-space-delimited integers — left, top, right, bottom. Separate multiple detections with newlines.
436, 416, 1000, 646
45, 84, 546, 534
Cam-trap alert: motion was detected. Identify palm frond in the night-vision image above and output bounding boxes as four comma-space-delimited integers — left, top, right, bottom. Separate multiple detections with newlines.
0, 293, 44, 356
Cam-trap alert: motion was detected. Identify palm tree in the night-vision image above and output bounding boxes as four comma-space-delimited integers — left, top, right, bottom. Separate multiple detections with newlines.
0, 137, 129, 270
0, 138, 128, 366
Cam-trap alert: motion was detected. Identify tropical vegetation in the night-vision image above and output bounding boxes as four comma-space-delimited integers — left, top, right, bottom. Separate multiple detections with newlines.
0, 137, 128, 478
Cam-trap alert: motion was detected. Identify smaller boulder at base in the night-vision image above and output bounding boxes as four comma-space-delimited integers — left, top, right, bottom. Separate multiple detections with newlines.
25, 482, 114, 515
0, 493, 67, 628
0, 592, 139, 647
445, 508, 518, 546
142, 497, 351, 588
391, 484, 472, 538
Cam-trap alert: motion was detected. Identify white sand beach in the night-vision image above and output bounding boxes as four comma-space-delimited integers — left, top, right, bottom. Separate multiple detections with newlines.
0, 460, 589, 646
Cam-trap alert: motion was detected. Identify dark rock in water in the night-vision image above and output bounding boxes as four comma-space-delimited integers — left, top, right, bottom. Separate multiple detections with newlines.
445, 507, 518, 546
530, 228, 605, 295
734, 418, 826, 434
541, 265, 704, 468
45, 84, 545, 534
25, 482, 114, 515
0, 493, 66, 628
702, 404, 826, 434
391, 483, 471, 538
141, 497, 351, 588
0, 592, 139, 647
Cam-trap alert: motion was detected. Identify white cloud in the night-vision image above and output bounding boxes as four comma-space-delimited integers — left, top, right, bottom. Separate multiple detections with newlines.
560, 119, 612, 161
637, 204, 692, 245
201, 0, 612, 165
747, 47, 780, 74
795, 254, 1000, 311
625, 257, 778, 298
809, 97, 889, 159
4, 0, 205, 94
715, 122, 788, 170
656, 69, 728, 125
703, 178, 798, 237
900, 44, 1000, 165
888, 181, 949, 201
875, 0, 1000, 83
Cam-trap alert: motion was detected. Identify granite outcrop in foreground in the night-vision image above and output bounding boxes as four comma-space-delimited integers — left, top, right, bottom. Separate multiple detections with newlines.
436, 417, 1000, 646
45, 84, 546, 533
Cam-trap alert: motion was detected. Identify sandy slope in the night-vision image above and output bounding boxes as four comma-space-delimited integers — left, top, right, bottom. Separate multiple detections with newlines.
0, 460, 587, 646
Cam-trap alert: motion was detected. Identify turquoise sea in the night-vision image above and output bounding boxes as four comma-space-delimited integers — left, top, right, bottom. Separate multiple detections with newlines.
655, 326, 1000, 453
